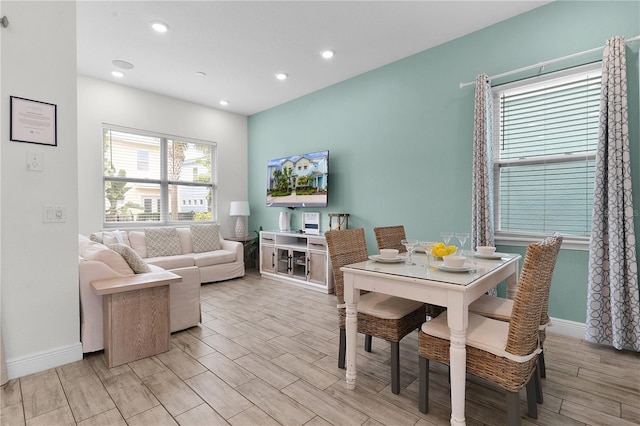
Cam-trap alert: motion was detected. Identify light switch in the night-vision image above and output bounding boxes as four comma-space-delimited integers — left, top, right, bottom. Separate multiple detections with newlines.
43, 205, 66, 223
27, 151, 43, 172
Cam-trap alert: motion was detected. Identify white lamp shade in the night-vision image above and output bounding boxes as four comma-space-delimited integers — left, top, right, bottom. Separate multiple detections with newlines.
229, 201, 250, 216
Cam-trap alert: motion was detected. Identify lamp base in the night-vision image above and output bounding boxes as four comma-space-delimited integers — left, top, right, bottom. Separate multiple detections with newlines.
234, 216, 247, 238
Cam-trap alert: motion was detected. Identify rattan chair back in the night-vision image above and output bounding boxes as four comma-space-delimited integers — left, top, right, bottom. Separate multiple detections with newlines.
374, 225, 407, 253
325, 228, 369, 304
506, 235, 562, 356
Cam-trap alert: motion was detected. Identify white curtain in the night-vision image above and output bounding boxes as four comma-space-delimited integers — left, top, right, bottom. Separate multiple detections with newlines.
586, 36, 640, 351
471, 74, 497, 296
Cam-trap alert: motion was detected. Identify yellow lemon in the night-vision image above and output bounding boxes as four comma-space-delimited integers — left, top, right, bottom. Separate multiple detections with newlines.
436, 248, 448, 257
447, 245, 457, 255
436, 242, 445, 248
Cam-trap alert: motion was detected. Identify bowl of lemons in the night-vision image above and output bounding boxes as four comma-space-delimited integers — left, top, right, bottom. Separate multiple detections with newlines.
431, 242, 457, 259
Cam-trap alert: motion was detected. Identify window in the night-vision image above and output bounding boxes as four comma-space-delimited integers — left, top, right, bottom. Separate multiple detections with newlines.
492, 63, 601, 241
103, 126, 216, 225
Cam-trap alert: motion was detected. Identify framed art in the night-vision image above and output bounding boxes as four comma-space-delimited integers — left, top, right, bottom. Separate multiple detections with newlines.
10, 96, 57, 146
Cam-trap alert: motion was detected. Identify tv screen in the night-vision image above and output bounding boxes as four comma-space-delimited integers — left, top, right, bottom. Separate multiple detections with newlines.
267, 150, 329, 208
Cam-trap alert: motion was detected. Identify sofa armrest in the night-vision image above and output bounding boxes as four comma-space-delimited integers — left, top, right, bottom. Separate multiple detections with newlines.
220, 238, 243, 262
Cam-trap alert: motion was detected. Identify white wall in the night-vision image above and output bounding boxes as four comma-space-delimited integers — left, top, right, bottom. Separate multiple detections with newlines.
77, 76, 248, 237
1, 1, 81, 378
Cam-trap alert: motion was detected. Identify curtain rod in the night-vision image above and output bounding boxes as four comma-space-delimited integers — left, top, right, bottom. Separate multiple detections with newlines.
459, 35, 640, 89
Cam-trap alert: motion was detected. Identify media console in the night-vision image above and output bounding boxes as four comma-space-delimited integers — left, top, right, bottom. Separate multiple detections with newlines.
259, 231, 334, 293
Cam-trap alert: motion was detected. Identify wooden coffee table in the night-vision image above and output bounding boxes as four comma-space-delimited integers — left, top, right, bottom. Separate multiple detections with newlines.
91, 271, 182, 367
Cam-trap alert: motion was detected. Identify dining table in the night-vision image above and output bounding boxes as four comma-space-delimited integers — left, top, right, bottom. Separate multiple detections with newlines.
341, 250, 521, 426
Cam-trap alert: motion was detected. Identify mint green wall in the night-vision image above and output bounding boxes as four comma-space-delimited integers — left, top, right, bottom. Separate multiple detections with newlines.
248, 1, 639, 324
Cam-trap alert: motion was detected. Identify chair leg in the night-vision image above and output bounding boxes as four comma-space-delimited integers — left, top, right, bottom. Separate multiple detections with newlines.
526, 376, 538, 419
390, 341, 400, 394
505, 391, 521, 426
365, 334, 372, 352
419, 356, 429, 413
539, 347, 546, 378
534, 361, 543, 404
338, 328, 346, 369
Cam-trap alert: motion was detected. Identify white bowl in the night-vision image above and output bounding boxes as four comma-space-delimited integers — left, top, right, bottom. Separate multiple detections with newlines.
443, 255, 465, 268
379, 249, 399, 259
476, 246, 496, 256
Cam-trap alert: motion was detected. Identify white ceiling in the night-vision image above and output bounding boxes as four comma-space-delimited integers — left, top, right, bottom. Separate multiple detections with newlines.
77, 1, 551, 116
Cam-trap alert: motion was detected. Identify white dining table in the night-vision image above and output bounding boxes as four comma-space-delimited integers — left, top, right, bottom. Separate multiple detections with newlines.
341, 251, 521, 426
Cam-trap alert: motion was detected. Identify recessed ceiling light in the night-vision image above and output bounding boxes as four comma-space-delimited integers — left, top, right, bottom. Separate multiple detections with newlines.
111, 70, 124, 78
321, 50, 335, 59
151, 21, 169, 33
112, 60, 134, 69
275, 73, 288, 81
219, 100, 230, 106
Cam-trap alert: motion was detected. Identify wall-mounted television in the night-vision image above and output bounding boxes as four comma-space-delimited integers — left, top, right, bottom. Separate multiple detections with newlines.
266, 150, 329, 208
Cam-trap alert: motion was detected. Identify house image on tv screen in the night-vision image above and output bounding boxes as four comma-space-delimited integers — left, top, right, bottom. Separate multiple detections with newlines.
266, 150, 328, 208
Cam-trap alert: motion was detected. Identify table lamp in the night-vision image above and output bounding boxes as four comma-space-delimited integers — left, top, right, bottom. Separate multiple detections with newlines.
229, 201, 250, 237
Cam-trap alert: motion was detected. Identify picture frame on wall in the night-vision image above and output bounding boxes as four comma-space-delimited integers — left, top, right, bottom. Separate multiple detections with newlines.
10, 96, 57, 147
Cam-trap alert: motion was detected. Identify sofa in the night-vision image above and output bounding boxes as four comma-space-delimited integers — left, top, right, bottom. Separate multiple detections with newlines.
78, 224, 244, 353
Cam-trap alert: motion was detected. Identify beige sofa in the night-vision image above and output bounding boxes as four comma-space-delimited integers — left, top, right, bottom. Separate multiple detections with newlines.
78, 225, 244, 353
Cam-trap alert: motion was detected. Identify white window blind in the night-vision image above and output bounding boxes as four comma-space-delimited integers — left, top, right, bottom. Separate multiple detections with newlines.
492, 64, 601, 238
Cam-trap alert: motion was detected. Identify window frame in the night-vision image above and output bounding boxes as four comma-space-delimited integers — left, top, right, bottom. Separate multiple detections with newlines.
102, 124, 217, 228
491, 63, 602, 251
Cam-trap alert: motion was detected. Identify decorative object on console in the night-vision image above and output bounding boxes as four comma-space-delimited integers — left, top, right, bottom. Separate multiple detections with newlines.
279, 211, 290, 231
328, 213, 349, 230
230, 201, 250, 237
302, 212, 320, 235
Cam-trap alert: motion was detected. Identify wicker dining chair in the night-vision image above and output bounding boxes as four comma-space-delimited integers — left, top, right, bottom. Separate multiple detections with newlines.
469, 234, 562, 384
374, 225, 446, 319
418, 237, 560, 425
374, 225, 408, 253
325, 228, 426, 394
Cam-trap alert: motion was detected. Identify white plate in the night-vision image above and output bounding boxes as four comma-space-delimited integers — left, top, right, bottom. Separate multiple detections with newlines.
369, 255, 406, 263
437, 264, 475, 272
474, 252, 504, 260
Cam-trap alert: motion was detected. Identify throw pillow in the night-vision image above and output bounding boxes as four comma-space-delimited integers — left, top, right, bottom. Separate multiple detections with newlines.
89, 232, 103, 243
108, 243, 151, 274
145, 228, 182, 258
81, 241, 134, 276
191, 224, 221, 253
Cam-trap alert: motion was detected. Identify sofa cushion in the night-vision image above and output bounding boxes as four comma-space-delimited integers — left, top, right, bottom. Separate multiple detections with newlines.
108, 243, 151, 274
128, 231, 147, 258
145, 228, 181, 258
177, 228, 193, 254
81, 241, 134, 276
145, 255, 195, 270
193, 250, 236, 267
191, 224, 221, 253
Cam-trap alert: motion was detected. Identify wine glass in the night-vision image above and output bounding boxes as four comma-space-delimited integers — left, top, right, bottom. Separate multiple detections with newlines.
455, 233, 469, 256
401, 239, 418, 265
420, 241, 436, 268
440, 232, 453, 246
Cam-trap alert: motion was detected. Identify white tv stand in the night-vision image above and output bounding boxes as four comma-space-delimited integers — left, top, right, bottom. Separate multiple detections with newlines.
259, 231, 334, 294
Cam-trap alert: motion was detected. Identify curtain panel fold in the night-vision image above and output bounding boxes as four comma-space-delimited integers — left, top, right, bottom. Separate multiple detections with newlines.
586, 36, 640, 351
471, 74, 497, 296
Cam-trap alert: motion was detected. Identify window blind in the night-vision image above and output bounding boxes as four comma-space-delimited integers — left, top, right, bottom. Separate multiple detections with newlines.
493, 65, 601, 237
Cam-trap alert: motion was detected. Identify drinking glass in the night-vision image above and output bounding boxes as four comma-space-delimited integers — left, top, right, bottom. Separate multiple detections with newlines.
455, 233, 469, 256
440, 232, 453, 246
420, 241, 436, 268
401, 239, 418, 265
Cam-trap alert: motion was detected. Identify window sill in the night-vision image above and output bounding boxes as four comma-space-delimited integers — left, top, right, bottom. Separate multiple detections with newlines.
495, 233, 590, 251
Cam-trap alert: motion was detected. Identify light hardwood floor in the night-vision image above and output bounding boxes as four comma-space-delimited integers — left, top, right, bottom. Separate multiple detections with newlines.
1, 271, 639, 426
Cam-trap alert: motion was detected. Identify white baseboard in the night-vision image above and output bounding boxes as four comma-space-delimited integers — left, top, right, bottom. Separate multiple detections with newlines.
6, 342, 83, 380
547, 317, 586, 340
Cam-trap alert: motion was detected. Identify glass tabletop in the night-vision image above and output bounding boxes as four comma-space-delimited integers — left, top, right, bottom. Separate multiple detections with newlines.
343, 252, 520, 287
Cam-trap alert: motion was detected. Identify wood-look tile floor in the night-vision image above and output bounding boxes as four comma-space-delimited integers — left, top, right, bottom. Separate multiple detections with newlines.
2, 271, 639, 426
